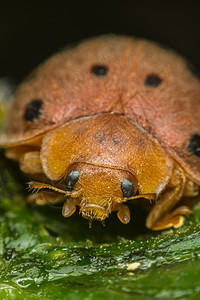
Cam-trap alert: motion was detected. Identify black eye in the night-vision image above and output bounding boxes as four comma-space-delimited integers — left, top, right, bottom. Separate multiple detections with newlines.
188, 134, 200, 158
144, 74, 162, 88
24, 99, 43, 122
91, 64, 109, 77
65, 169, 80, 191
121, 178, 135, 198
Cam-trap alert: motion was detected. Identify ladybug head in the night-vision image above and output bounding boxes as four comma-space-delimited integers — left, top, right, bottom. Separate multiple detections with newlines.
69, 163, 138, 224
29, 162, 155, 225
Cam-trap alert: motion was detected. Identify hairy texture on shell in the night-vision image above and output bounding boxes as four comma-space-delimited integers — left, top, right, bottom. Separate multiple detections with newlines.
1, 35, 200, 183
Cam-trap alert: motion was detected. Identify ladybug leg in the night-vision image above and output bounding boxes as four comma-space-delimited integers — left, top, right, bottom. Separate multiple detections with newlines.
183, 180, 199, 197
19, 151, 43, 174
27, 191, 64, 206
146, 168, 190, 230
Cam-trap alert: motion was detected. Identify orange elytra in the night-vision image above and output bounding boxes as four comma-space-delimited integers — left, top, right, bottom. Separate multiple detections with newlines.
0, 35, 199, 230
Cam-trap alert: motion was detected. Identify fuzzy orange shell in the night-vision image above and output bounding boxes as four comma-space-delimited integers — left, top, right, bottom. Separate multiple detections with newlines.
1, 35, 200, 184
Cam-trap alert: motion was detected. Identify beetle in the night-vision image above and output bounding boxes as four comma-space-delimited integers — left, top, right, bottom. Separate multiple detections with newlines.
0, 35, 199, 230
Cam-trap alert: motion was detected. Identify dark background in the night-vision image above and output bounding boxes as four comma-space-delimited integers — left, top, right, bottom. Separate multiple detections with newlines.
0, 1, 200, 83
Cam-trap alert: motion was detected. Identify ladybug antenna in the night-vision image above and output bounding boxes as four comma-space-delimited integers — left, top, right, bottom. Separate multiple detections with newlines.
28, 181, 71, 196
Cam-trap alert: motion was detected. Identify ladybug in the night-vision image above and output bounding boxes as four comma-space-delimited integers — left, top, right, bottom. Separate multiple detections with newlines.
0, 35, 199, 230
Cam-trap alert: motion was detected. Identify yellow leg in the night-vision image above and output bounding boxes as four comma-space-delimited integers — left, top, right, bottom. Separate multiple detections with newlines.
146, 168, 193, 230
27, 191, 64, 206
183, 180, 199, 197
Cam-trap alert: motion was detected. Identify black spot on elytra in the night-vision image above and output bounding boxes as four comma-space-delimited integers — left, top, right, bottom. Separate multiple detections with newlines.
91, 64, 109, 77
187, 63, 200, 81
112, 138, 121, 145
98, 135, 106, 142
24, 99, 43, 122
188, 134, 200, 157
144, 74, 162, 88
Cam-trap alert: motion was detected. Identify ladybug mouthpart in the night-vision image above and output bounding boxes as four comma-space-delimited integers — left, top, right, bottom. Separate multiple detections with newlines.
80, 203, 110, 221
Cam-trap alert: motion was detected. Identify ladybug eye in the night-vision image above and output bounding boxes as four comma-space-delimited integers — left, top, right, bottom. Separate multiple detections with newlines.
91, 64, 109, 77
188, 134, 200, 158
24, 99, 43, 122
121, 178, 135, 198
65, 169, 80, 191
144, 74, 162, 88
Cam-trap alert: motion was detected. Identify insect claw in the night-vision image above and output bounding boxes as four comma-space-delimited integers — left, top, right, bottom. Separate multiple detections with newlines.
101, 220, 106, 227
89, 220, 92, 229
